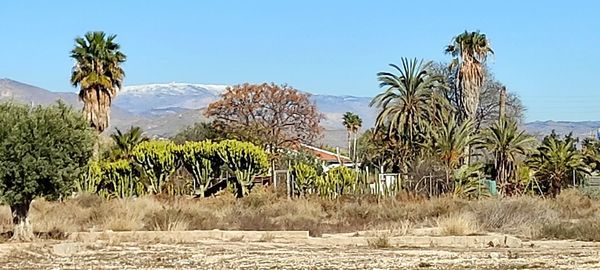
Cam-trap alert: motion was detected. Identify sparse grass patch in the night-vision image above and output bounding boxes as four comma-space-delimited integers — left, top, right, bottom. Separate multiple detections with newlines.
367, 232, 392, 248
437, 212, 480, 236
539, 218, 600, 241
258, 232, 275, 242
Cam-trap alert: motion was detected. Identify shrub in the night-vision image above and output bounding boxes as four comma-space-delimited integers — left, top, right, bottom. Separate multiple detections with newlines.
437, 212, 480, 236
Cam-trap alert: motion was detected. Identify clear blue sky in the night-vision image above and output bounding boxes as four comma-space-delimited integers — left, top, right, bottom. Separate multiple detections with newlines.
1, 1, 599, 121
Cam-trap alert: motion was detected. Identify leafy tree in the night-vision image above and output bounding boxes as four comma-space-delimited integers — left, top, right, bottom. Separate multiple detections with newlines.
178, 141, 223, 197
215, 140, 269, 197
109, 126, 148, 160
527, 133, 590, 197
70, 31, 126, 132
0, 102, 95, 241
481, 117, 535, 195
357, 128, 411, 173
445, 30, 494, 122
205, 83, 322, 152
342, 112, 362, 162
172, 122, 224, 144
131, 140, 179, 194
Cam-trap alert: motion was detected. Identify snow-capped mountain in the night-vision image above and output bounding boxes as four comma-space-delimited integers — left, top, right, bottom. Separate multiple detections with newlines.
115, 83, 228, 114
114, 82, 377, 128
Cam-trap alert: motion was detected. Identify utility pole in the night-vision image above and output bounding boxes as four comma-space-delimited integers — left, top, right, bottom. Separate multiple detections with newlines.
499, 86, 507, 120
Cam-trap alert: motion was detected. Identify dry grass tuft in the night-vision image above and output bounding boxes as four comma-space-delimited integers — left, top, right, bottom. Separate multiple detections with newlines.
367, 232, 392, 248
258, 232, 275, 242
437, 212, 480, 236
0, 206, 11, 233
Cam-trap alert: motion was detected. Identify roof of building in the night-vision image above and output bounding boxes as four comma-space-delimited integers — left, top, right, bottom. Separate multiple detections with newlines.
300, 144, 352, 163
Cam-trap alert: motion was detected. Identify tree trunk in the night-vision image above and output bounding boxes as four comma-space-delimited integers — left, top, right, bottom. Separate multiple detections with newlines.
353, 132, 358, 162
11, 202, 33, 241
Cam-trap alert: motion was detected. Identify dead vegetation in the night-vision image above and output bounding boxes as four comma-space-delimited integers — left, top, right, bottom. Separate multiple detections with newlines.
0, 187, 599, 241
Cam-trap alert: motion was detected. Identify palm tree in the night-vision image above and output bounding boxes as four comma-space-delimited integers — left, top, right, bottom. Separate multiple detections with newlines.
445, 31, 494, 121
371, 58, 443, 155
70, 31, 126, 132
342, 112, 362, 161
481, 117, 535, 195
528, 133, 590, 197
426, 112, 478, 192
109, 126, 148, 160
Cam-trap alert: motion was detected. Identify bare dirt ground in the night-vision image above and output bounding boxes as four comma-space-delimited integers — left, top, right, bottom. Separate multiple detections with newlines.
0, 238, 599, 270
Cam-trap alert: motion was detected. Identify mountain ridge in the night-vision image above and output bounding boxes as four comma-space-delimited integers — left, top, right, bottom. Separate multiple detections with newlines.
1, 78, 599, 146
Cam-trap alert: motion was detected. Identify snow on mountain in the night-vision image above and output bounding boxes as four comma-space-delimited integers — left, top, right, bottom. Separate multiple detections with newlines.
114, 83, 228, 114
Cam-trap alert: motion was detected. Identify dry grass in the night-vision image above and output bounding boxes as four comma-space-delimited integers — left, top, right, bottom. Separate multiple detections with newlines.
0, 188, 599, 242
367, 232, 392, 248
437, 213, 480, 236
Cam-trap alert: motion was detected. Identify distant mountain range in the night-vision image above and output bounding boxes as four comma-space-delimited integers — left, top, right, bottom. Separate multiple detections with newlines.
1, 78, 599, 147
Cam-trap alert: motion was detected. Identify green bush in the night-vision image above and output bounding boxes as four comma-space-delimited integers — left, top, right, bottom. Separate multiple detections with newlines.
131, 140, 179, 194
215, 140, 269, 197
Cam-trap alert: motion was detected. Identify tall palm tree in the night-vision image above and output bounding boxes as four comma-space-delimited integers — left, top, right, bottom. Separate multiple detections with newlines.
445, 31, 494, 121
70, 31, 126, 132
110, 126, 148, 160
481, 117, 535, 195
371, 58, 443, 155
426, 112, 478, 192
342, 112, 362, 161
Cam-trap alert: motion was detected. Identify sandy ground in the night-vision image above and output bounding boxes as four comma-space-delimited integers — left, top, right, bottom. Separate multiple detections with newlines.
0, 238, 599, 270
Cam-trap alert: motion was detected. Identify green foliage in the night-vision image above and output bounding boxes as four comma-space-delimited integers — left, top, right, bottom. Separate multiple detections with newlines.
481, 117, 535, 195
109, 126, 148, 160
0, 101, 95, 212
99, 160, 143, 198
215, 140, 269, 197
528, 132, 590, 197
291, 163, 318, 196
452, 164, 488, 199
131, 140, 179, 194
172, 122, 224, 144
177, 141, 223, 196
77, 162, 102, 194
316, 166, 358, 198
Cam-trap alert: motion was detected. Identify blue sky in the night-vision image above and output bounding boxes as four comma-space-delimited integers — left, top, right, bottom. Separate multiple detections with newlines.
1, 1, 599, 121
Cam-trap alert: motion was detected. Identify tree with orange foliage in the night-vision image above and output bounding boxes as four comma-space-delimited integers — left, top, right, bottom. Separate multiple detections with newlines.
205, 83, 322, 154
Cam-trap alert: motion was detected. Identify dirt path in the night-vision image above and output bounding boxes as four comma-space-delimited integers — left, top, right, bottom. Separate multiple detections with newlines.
0, 239, 599, 269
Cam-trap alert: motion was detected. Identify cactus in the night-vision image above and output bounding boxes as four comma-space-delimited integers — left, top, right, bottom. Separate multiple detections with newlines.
100, 159, 141, 198
215, 140, 269, 197
177, 141, 222, 197
76, 161, 102, 194
291, 163, 318, 197
131, 140, 179, 194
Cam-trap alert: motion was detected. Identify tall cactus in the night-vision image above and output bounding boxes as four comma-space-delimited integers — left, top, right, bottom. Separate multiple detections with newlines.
215, 140, 269, 197
291, 163, 318, 197
100, 159, 141, 198
131, 140, 179, 194
327, 166, 357, 196
178, 141, 223, 197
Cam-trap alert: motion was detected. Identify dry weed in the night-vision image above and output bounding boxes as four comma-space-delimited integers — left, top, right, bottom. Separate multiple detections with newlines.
437, 212, 480, 236
367, 232, 392, 248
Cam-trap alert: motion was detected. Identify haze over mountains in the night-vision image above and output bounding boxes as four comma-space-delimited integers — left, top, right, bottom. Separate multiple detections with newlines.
1, 78, 599, 147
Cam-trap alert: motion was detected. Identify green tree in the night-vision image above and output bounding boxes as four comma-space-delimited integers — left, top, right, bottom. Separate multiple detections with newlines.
528, 133, 589, 197
445, 31, 494, 121
131, 140, 179, 194
481, 117, 535, 195
0, 102, 95, 241
342, 112, 362, 161
70, 31, 126, 132
425, 112, 478, 192
172, 122, 224, 144
109, 126, 148, 160
215, 140, 269, 197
